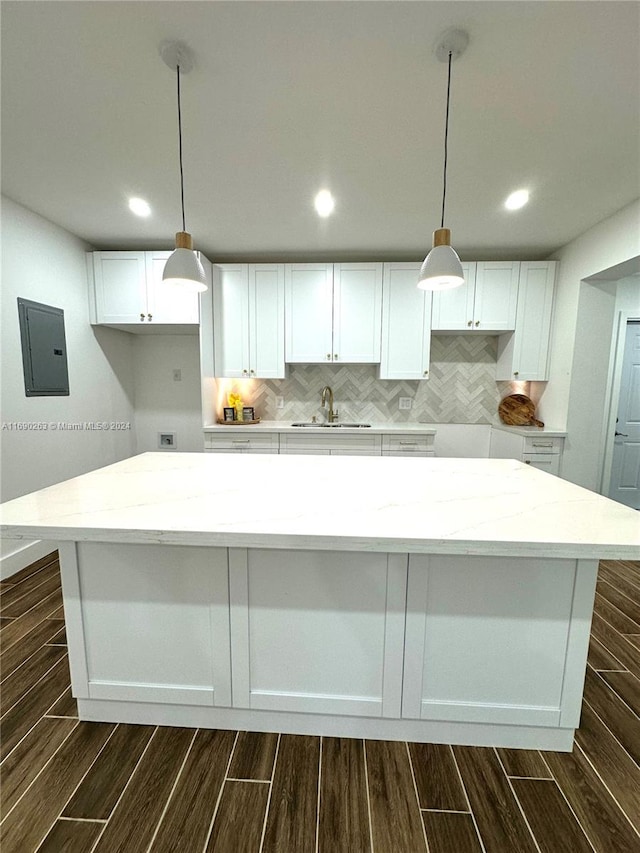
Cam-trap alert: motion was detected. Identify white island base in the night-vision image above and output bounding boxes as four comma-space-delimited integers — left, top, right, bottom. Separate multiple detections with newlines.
59, 540, 597, 752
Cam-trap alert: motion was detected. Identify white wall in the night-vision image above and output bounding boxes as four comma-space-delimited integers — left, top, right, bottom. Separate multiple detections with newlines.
542, 200, 640, 489
0, 196, 135, 566
132, 335, 203, 453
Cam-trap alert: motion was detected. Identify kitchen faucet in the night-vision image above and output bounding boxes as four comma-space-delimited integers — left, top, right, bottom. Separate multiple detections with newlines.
321, 386, 339, 423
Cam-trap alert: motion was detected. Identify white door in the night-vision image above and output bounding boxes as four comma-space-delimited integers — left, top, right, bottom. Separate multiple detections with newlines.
609, 321, 640, 508
474, 262, 519, 331
332, 263, 383, 362
430, 262, 476, 330
146, 251, 200, 324
92, 251, 147, 323
284, 264, 333, 362
249, 264, 285, 378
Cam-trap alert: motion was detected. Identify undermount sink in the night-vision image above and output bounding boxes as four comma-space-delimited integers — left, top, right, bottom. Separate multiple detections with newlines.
291, 422, 371, 428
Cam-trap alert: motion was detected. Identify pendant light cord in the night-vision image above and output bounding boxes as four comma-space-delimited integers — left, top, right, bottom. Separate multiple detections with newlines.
176, 64, 186, 233
440, 50, 452, 229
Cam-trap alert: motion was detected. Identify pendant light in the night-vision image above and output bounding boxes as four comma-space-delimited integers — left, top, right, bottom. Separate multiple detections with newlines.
160, 41, 207, 292
418, 29, 469, 291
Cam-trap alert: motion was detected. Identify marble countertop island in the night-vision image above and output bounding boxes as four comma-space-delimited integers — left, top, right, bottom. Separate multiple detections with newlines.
1, 452, 637, 559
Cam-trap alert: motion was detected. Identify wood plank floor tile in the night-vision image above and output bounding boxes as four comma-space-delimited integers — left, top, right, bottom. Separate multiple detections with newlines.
591, 612, 640, 677
543, 745, 640, 853
601, 671, 640, 716
588, 635, 627, 671
63, 723, 156, 820
0, 589, 63, 650
495, 748, 553, 779
422, 811, 483, 853
262, 734, 320, 853
205, 780, 269, 853
408, 742, 468, 810
594, 593, 640, 635
0, 717, 78, 814
583, 668, 640, 762
365, 739, 427, 853
150, 728, 236, 852
574, 703, 640, 827
45, 686, 78, 718
228, 730, 278, 780
452, 746, 538, 853
511, 779, 594, 853
0, 655, 71, 761
1, 573, 61, 620
318, 737, 371, 853
0, 617, 14, 626
0, 644, 68, 715
92, 726, 195, 853
0, 564, 60, 616
35, 819, 104, 853
0, 618, 66, 680
597, 581, 640, 629
599, 561, 640, 598
0, 721, 114, 853
45, 625, 67, 645
626, 634, 640, 651
46, 604, 65, 619
2, 552, 58, 586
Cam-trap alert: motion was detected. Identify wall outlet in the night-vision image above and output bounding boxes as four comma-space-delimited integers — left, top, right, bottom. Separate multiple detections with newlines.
275, 395, 284, 409
158, 432, 177, 449
399, 397, 412, 410
172, 369, 182, 382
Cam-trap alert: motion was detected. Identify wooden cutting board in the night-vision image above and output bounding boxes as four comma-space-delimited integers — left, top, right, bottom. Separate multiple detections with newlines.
498, 394, 545, 428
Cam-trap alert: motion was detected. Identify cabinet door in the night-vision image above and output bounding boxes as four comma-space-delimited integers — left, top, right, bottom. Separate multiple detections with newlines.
333, 263, 383, 362
72, 543, 231, 707
511, 262, 555, 380
380, 263, 431, 380
92, 251, 147, 323
229, 548, 406, 718
213, 265, 251, 378
430, 262, 476, 330
524, 455, 561, 476
474, 262, 519, 331
285, 264, 333, 362
249, 265, 286, 378
145, 251, 200, 324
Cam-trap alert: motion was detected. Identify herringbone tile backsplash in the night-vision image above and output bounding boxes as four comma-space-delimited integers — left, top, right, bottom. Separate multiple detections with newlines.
236, 336, 512, 424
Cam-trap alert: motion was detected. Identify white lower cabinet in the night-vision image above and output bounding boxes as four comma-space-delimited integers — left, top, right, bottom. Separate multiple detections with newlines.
381, 434, 435, 456
70, 542, 231, 706
278, 433, 382, 456
204, 431, 279, 454
489, 428, 564, 476
403, 555, 579, 726
229, 549, 407, 717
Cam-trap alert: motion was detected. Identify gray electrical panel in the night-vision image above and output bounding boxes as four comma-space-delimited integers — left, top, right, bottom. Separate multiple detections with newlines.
17, 298, 70, 396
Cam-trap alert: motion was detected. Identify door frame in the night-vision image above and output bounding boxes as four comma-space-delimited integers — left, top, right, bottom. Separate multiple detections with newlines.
599, 313, 640, 496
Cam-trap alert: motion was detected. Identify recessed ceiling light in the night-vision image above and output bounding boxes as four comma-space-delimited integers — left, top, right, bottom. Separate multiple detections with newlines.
504, 189, 529, 211
129, 197, 151, 217
314, 190, 335, 217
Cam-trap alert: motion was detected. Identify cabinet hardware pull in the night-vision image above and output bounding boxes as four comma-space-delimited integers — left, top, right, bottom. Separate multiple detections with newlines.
399, 441, 417, 446
475, 320, 480, 327
532, 442, 553, 448
140, 313, 145, 321
147, 313, 153, 321
514, 371, 519, 376
232, 439, 251, 444
326, 353, 331, 360
242, 369, 248, 375
250, 369, 255, 375
334, 354, 338, 359
467, 320, 472, 327
423, 370, 428, 376
525, 460, 531, 464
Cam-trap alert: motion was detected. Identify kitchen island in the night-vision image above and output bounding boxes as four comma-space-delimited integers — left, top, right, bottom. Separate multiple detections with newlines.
1, 452, 638, 751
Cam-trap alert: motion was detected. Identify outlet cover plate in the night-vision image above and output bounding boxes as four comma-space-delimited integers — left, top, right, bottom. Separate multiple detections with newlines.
399, 397, 412, 410
158, 432, 177, 449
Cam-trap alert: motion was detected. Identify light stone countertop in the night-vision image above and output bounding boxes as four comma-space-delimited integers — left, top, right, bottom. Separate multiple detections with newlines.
491, 424, 567, 437
204, 421, 436, 434
1, 452, 637, 559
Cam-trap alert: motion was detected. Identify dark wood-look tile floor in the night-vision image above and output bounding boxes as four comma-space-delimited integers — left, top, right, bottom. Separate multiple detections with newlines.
1, 553, 639, 852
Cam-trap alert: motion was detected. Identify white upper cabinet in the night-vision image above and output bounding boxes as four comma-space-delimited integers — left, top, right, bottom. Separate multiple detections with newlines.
496, 261, 556, 381
89, 250, 201, 326
213, 264, 285, 379
285, 263, 383, 363
431, 262, 519, 331
379, 263, 432, 380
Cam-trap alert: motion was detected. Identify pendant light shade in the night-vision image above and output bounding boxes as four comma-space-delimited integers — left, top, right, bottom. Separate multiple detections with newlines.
160, 41, 207, 293
419, 29, 468, 292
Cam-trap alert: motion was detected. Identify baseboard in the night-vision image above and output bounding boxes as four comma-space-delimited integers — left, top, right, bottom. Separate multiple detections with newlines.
1, 540, 57, 580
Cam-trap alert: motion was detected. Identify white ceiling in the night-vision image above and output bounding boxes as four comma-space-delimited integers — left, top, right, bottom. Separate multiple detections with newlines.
2, 1, 639, 262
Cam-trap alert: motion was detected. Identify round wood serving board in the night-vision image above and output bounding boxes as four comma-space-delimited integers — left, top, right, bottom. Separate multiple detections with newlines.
498, 394, 544, 428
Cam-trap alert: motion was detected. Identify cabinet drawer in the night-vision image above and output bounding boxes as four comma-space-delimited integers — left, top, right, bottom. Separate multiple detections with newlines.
279, 433, 381, 456
523, 454, 561, 476
204, 432, 279, 453
523, 436, 563, 455
381, 434, 435, 455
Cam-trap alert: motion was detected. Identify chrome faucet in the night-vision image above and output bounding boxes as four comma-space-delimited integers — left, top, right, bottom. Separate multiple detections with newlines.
321, 385, 339, 423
